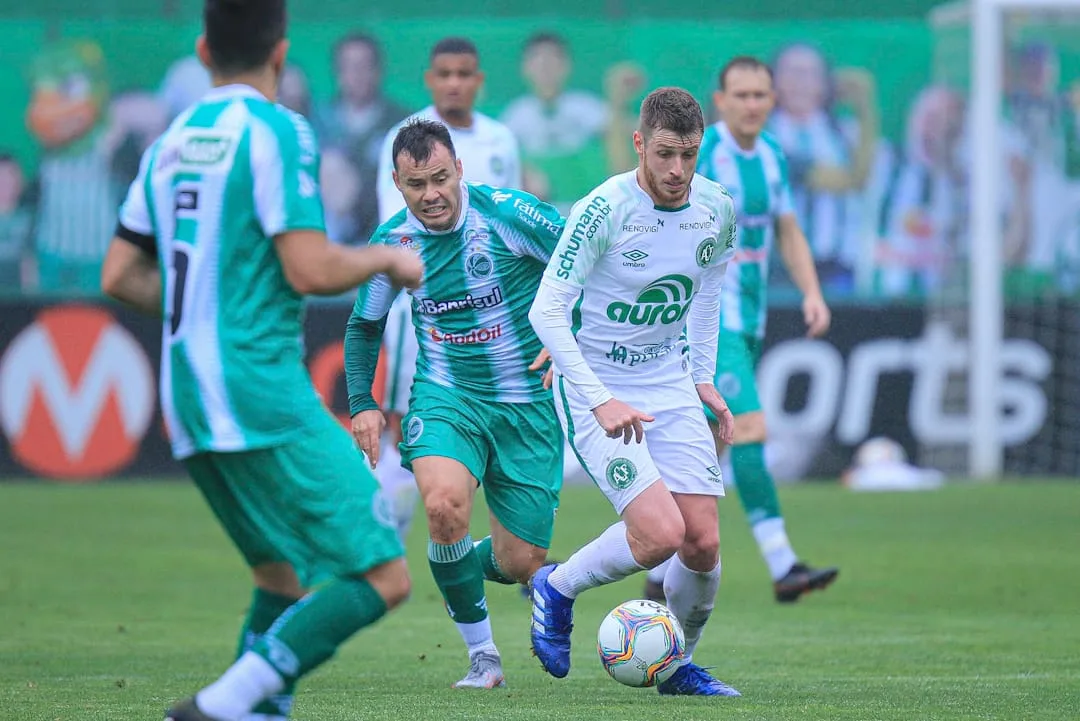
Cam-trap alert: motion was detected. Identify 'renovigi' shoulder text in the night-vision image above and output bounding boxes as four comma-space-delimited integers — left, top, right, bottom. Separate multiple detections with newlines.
556, 197, 612, 280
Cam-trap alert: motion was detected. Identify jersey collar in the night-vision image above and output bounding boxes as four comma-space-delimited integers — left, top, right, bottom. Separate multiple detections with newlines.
202, 84, 268, 103
406, 180, 471, 235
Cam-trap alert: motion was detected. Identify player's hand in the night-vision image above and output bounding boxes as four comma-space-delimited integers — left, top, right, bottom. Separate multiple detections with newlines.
384, 247, 424, 290
528, 348, 554, 389
351, 410, 385, 469
696, 384, 734, 446
592, 398, 654, 445
802, 293, 831, 338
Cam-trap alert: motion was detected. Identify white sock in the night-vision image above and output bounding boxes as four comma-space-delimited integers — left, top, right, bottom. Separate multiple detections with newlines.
196, 651, 285, 721
549, 521, 644, 599
457, 618, 498, 657
663, 554, 721, 662
646, 557, 672, 586
752, 517, 798, 581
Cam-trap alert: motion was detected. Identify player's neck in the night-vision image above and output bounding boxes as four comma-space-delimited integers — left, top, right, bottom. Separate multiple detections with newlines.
732, 130, 758, 151
635, 167, 690, 210
436, 107, 474, 130
212, 68, 277, 102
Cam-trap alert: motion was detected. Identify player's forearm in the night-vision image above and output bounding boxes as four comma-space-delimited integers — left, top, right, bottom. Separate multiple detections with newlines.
306, 244, 397, 296
344, 311, 388, 415
779, 221, 824, 301
529, 281, 613, 409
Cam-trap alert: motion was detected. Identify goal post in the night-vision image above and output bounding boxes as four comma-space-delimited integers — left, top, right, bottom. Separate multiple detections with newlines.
968, 0, 1080, 479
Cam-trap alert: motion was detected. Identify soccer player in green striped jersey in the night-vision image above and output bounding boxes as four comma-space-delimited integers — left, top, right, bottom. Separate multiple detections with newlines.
345, 119, 565, 689
644, 56, 839, 605
100, 3, 423, 720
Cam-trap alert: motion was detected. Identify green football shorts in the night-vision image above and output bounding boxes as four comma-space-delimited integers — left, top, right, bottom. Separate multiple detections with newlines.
399, 380, 563, 549
183, 410, 403, 587
706, 329, 764, 421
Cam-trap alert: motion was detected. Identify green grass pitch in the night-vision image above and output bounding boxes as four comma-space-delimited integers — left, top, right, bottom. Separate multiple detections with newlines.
1, 480, 1078, 720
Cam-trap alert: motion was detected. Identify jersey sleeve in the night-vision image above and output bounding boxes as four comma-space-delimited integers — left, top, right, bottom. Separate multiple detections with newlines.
345, 230, 399, 414
686, 194, 737, 384
376, 125, 407, 223
488, 187, 566, 262
116, 140, 158, 256
528, 192, 617, 409
251, 110, 325, 237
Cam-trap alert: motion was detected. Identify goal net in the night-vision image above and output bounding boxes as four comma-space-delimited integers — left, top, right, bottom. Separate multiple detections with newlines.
922, 0, 1080, 478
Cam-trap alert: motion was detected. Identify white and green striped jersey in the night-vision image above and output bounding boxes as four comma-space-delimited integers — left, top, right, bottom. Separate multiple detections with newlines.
351, 183, 564, 404
698, 122, 794, 338
117, 84, 326, 460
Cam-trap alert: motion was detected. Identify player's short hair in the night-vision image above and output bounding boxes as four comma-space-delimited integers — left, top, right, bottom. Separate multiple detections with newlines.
392, 119, 457, 171
203, 0, 286, 76
333, 32, 383, 71
524, 31, 567, 54
0, 152, 16, 165
718, 56, 773, 90
638, 87, 704, 140
430, 37, 479, 64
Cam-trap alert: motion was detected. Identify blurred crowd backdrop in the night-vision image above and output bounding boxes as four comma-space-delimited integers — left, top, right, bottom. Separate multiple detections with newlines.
1, 0, 1079, 306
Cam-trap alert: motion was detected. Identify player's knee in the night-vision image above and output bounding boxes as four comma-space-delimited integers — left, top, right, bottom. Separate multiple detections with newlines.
251, 562, 304, 599
680, 527, 720, 570
361, 558, 412, 610
634, 513, 686, 568
422, 489, 471, 542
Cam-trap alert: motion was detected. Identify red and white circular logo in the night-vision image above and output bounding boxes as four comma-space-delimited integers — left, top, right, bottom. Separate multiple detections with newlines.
0, 305, 156, 480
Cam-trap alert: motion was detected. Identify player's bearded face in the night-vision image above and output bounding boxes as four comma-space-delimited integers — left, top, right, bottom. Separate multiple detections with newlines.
394, 143, 463, 232
635, 129, 701, 208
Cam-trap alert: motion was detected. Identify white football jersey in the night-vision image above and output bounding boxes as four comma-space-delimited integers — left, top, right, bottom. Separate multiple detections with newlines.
539, 170, 736, 389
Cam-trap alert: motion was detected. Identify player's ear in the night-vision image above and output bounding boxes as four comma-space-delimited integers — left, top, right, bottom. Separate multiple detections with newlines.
271, 39, 289, 75
423, 68, 434, 92
195, 35, 213, 72
633, 130, 645, 158
475, 69, 486, 87
455, 158, 463, 177
712, 89, 725, 117
392, 169, 402, 192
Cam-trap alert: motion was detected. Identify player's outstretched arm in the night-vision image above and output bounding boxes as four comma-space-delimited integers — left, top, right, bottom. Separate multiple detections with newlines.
274, 231, 422, 296
344, 280, 397, 468
776, 214, 830, 338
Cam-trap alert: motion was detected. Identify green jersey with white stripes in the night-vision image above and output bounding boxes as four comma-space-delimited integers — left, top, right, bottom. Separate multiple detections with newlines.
117, 84, 327, 460
697, 122, 794, 338
349, 183, 564, 406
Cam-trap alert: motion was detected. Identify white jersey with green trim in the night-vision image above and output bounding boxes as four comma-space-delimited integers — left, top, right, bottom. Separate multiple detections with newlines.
531, 170, 736, 408
697, 122, 794, 338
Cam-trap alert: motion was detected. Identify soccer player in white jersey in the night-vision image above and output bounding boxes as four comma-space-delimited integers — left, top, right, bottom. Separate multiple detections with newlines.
643, 57, 839, 605
99, 2, 423, 720
370, 36, 523, 542
528, 87, 741, 697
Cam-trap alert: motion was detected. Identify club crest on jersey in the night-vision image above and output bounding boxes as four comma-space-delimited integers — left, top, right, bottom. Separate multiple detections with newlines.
606, 274, 694, 326
606, 458, 638, 490
696, 237, 717, 267
490, 156, 505, 175
465, 250, 494, 280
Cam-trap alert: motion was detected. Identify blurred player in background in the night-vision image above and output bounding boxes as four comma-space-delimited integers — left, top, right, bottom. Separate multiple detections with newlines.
99, 1, 423, 719
529, 87, 741, 697
348, 119, 564, 689
642, 56, 838, 605
373, 36, 522, 546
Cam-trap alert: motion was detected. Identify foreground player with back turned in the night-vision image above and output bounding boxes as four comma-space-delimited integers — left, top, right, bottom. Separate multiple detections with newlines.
346, 119, 565, 689
100, 2, 422, 720
643, 56, 838, 605
528, 87, 741, 696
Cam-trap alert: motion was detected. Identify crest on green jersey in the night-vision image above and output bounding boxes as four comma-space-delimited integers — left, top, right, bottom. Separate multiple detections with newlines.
465, 250, 494, 280
696, 237, 717, 267
606, 458, 638, 490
